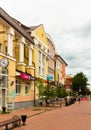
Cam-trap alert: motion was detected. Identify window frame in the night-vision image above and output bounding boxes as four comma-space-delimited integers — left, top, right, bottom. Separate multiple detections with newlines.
16, 79, 22, 95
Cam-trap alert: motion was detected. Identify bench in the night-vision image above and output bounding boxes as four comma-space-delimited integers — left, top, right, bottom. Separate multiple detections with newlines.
0, 115, 21, 130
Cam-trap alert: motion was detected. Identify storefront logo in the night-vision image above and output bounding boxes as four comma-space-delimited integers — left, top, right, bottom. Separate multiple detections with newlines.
20, 73, 30, 80
20, 73, 35, 81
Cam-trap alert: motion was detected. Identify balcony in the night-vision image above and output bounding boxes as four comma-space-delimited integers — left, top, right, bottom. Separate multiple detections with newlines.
17, 62, 26, 72
26, 66, 35, 76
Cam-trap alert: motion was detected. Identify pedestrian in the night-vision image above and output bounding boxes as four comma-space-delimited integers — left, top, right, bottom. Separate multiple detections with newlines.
78, 96, 81, 103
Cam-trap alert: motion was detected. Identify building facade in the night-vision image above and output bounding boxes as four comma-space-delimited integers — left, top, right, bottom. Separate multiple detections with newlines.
46, 33, 56, 85
0, 7, 35, 110
54, 54, 67, 86
0, 7, 68, 110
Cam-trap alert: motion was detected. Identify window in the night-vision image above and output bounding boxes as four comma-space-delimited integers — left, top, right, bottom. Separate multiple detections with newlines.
38, 44, 41, 49
16, 80, 21, 94
38, 66, 41, 76
0, 68, 8, 88
25, 82, 30, 94
42, 54, 45, 66
38, 51, 41, 64
42, 67, 45, 77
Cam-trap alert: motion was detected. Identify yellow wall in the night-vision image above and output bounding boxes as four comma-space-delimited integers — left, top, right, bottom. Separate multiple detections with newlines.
0, 23, 8, 53
32, 48, 38, 77
32, 25, 48, 79
55, 70, 59, 81
34, 25, 48, 46
0, 17, 35, 108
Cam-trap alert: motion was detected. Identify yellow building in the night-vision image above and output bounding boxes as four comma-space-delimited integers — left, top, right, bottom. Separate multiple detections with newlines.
0, 7, 68, 110
22, 24, 49, 102
0, 7, 35, 110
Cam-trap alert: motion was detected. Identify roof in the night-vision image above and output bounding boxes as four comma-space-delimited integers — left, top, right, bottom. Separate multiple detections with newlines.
55, 54, 68, 65
0, 7, 34, 44
21, 24, 43, 32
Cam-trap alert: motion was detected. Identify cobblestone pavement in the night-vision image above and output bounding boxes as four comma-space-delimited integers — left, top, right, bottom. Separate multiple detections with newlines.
1, 101, 91, 130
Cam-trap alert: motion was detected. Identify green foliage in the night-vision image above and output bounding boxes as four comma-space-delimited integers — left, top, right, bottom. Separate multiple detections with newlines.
72, 72, 88, 95
43, 84, 54, 100
66, 91, 77, 96
35, 78, 45, 100
35, 78, 56, 101
83, 86, 91, 95
55, 87, 67, 98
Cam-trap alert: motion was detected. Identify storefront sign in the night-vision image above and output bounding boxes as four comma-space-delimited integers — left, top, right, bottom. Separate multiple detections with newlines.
20, 73, 35, 81
20, 73, 30, 80
47, 75, 53, 80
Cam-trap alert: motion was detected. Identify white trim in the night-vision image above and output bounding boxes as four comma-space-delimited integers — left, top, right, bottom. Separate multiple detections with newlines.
0, 52, 16, 61
17, 62, 26, 66
20, 43, 24, 62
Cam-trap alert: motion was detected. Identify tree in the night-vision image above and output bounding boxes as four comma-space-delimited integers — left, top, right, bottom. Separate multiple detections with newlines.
72, 72, 88, 95
83, 86, 91, 95
55, 87, 67, 98
43, 84, 56, 106
35, 78, 45, 101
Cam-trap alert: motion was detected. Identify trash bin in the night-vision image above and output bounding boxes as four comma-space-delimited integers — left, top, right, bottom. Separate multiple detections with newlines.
21, 115, 27, 125
2, 107, 6, 112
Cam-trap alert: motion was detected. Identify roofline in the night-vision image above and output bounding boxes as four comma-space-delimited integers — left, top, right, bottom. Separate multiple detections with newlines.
55, 54, 68, 65
0, 7, 34, 44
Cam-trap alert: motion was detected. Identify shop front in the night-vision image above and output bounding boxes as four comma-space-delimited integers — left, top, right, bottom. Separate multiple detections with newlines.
14, 71, 35, 109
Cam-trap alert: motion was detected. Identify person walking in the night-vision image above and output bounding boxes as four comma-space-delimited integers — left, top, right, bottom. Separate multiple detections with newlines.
78, 96, 81, 103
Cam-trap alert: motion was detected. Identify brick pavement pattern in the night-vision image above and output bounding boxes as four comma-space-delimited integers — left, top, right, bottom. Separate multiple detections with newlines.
1, 101, 91, 130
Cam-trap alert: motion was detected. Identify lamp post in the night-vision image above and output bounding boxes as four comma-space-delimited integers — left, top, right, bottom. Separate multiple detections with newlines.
79, 87, 81, 94
79, 87, 81, 99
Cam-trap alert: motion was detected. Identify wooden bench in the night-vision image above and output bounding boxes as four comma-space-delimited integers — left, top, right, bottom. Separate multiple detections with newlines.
0, 115, 21, 130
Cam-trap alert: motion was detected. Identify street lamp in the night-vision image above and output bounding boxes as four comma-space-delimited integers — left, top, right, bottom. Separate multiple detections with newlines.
79, 87, 81, 98
79, 87, 81, 93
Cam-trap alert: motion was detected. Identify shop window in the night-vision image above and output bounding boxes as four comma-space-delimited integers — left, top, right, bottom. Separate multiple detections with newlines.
25, 82, 30, 94
16, 80, 21, 95
0, 68, 8, 88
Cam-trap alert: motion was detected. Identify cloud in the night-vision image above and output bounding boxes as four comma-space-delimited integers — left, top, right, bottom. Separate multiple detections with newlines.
1, 0, 91, 84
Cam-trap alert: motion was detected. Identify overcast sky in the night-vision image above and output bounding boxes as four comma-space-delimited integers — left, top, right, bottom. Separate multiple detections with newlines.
1, 0, 91, 86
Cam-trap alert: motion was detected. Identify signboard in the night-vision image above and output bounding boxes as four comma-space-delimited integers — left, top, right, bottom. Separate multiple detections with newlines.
20, 73, 35, 81
47, 75, 53, 80
20, 73, 30, 80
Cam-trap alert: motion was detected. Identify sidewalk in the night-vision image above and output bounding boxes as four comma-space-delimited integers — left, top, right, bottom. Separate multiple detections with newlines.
14, 101, 91, 130
0, 103, 63, 122
0, 102, 75, 130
